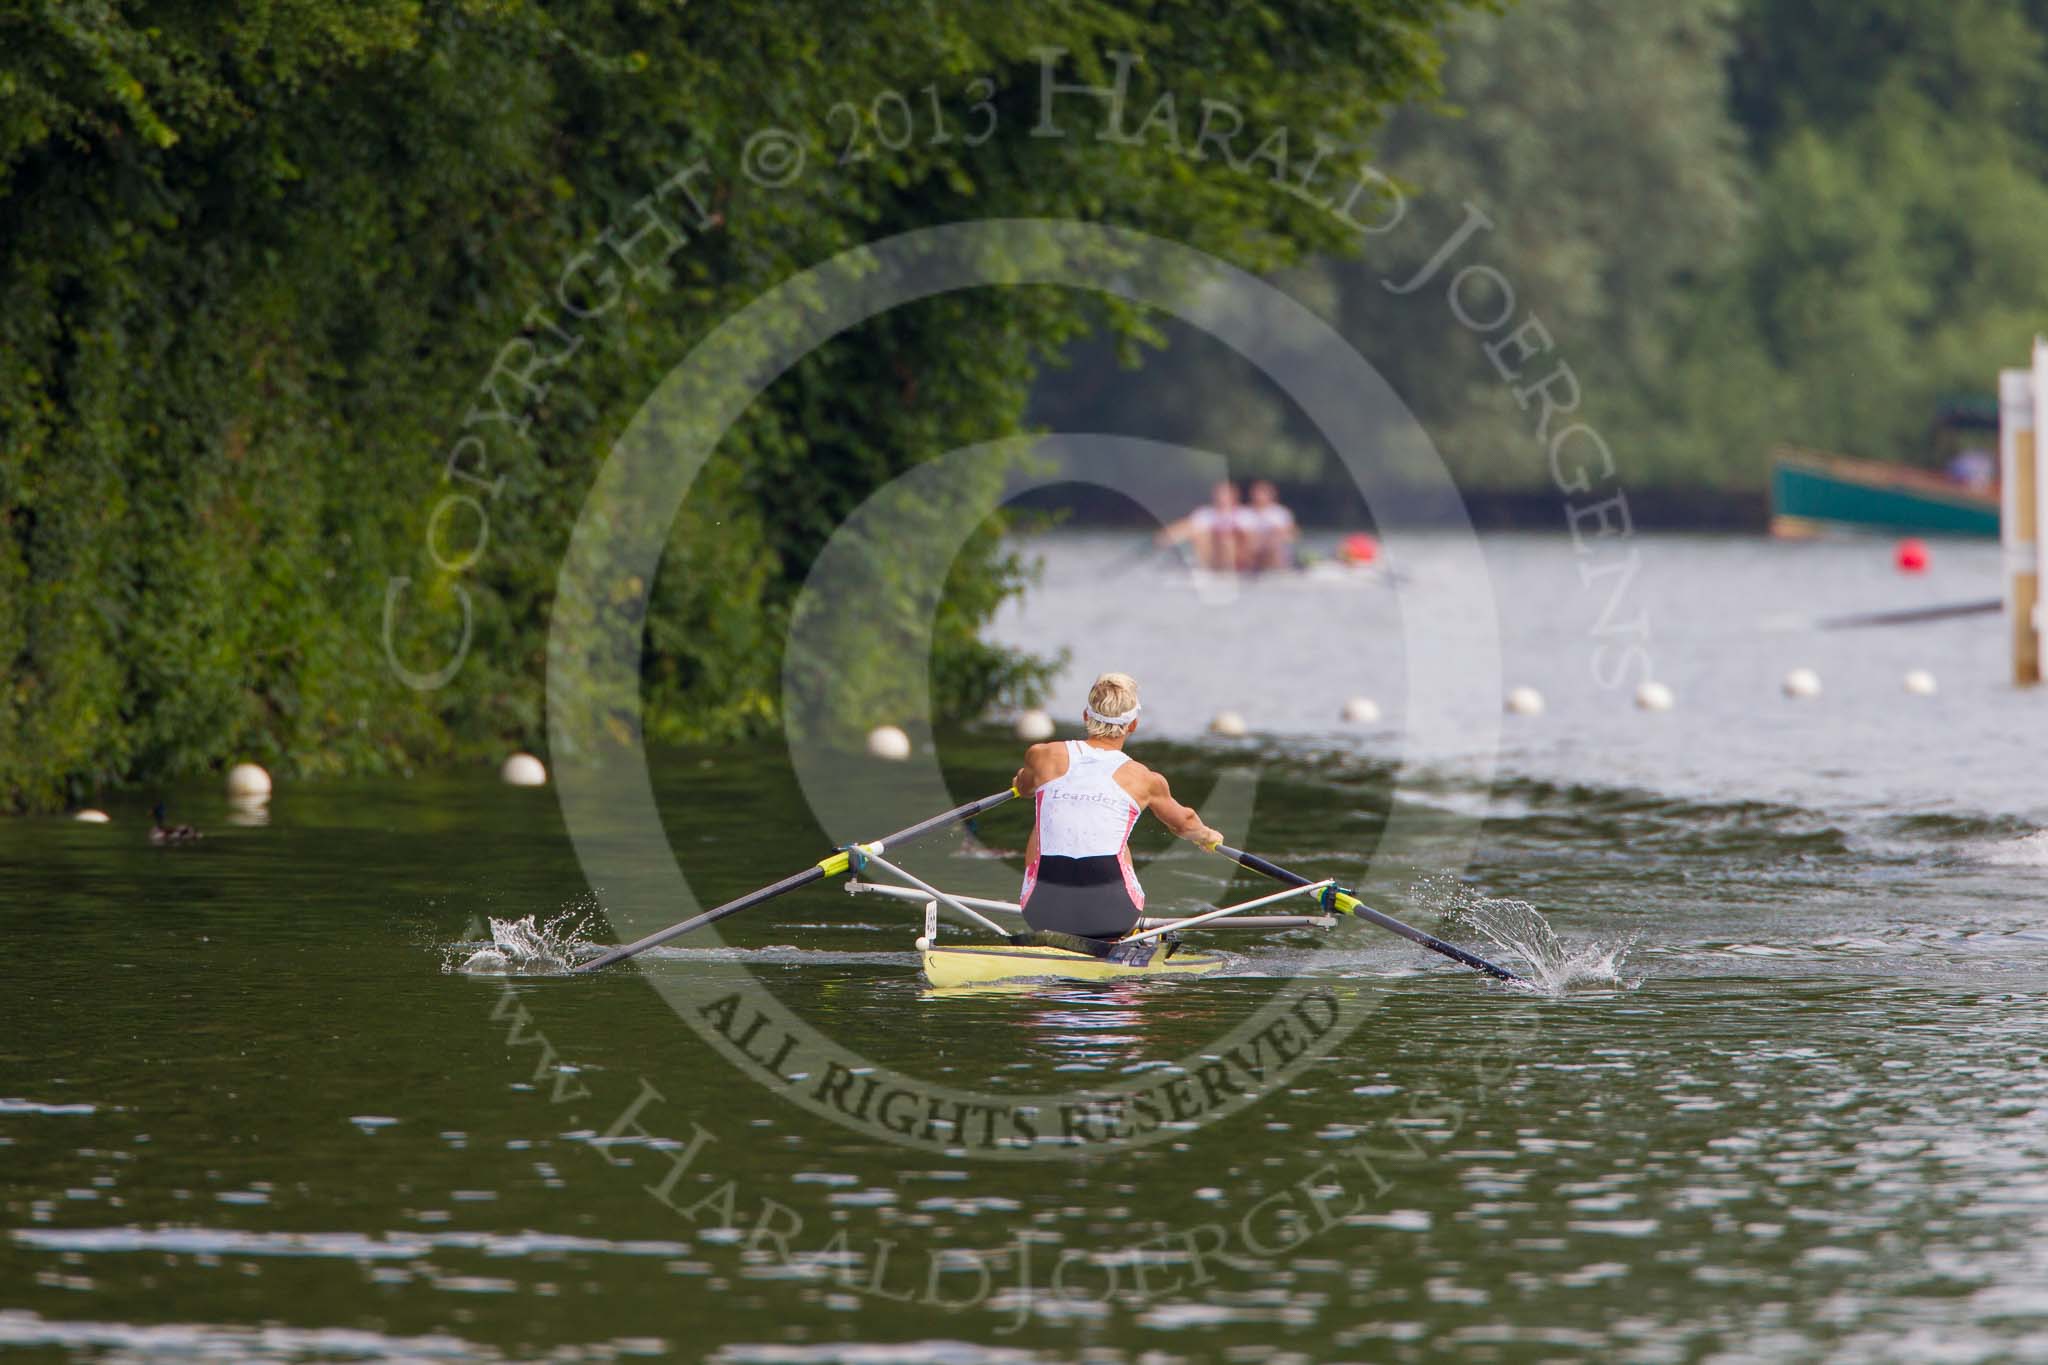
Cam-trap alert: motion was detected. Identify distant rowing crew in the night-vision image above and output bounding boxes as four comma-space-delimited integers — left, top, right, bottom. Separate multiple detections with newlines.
1157, 479, 1298, 572
1157, 480, 1380, 575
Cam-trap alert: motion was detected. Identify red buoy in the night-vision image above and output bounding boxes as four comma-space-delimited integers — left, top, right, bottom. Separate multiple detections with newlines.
1341, 532, 1380, 566
1895, 537, 1930, 573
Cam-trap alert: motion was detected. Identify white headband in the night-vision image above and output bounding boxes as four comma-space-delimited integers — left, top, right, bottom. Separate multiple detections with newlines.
1084, 701, 1140, 728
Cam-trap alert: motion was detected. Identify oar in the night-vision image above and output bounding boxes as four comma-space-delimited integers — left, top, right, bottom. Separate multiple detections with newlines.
1210, 843, 1526, 984
1819, 597, 2001, 629
1105, 537, 1172, 574
573, 788, 1018, 973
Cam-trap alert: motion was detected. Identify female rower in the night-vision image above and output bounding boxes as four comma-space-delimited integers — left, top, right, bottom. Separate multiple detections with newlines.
1010, 672, 1224, 939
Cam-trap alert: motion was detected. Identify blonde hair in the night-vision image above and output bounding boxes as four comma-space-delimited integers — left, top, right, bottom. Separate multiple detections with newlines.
1084, 672, 1141, 740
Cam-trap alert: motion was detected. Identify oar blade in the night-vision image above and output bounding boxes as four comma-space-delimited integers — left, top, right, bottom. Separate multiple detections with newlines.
1212, 843, 1526, 984
571, 864, 830, 974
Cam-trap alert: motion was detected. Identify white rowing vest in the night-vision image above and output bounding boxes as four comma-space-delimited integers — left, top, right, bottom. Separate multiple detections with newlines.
1024, 741, 1144, 907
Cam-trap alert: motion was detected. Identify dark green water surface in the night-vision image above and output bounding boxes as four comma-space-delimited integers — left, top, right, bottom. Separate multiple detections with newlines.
8, 711, 2048, 1362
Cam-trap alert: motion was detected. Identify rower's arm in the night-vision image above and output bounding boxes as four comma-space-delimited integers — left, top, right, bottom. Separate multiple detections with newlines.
1011, 743, 1059, 799
1144, 771, 1224, 849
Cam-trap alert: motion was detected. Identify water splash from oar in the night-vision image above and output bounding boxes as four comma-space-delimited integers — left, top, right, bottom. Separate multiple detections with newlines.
447, 906, 602, 976
1413, 877, 1640, 994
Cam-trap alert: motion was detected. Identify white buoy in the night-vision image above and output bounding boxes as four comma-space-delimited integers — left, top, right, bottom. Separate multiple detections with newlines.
500, 752, 548, 786
1782, 667, 1822, 699
1341, 697, 1381, 724
1014, 708, 1055, 742
1635, 681, 1675, 711
1903, 669, 1938, 696
1504, 686, 1545, 716
914, 935, 932, 951
72, 809, 111, 824
1209, 710, 1249, 738
225, 763, 272, 802
865, 725, 912, 761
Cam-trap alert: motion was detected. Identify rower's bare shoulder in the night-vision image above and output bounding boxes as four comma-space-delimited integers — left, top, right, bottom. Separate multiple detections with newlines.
1024, 741, 1068, 775
1115, 757, 1165, 798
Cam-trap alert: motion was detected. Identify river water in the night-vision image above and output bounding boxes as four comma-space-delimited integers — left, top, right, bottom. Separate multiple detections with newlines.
5, 532, 2047, 1362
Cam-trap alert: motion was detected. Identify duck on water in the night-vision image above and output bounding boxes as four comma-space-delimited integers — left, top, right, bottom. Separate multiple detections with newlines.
150, 803, 202, 845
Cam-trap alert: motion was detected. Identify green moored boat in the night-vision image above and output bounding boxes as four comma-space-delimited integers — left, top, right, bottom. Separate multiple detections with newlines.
1769, 446, 2000, 539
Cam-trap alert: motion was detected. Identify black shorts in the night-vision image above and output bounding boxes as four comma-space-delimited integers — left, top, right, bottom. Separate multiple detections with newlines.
1023, 854, 1141, 940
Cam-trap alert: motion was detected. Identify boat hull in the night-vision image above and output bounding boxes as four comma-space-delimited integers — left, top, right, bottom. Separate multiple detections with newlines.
921, 942, 1228, 989
1770, 447, 1999, 538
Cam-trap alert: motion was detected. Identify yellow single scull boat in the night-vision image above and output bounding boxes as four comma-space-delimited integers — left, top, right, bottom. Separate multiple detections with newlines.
572, 787, 1528, 987
920, 940, 1230, 990
844, 875, 1332, 989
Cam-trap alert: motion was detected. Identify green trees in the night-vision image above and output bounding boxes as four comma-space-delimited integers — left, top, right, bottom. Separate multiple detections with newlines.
1652, 0, 2048, 482
0, 1, 1472, 808
1038, 0, 1750, 489
1330, 0, 1747, 488
1047, 0, 2048, 496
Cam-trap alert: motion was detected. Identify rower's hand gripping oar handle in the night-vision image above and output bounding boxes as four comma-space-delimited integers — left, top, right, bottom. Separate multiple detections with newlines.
1209, 842, 1526, 984
572, 787, 1018, 974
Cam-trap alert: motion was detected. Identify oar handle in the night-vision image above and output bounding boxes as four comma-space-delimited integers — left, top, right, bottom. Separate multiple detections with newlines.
573, 787, 1018, 974
1217, 845, 1309, 888
873, 787, 1020, 851
1211, 843, 1525, 984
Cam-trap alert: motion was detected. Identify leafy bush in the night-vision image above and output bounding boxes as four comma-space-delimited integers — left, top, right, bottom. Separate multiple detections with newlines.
0, 0, 1469, 809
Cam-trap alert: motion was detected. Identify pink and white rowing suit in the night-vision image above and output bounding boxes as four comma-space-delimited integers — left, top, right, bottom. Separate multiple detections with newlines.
1021, 742, 1145, 935
1188, 505, 1247, 535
